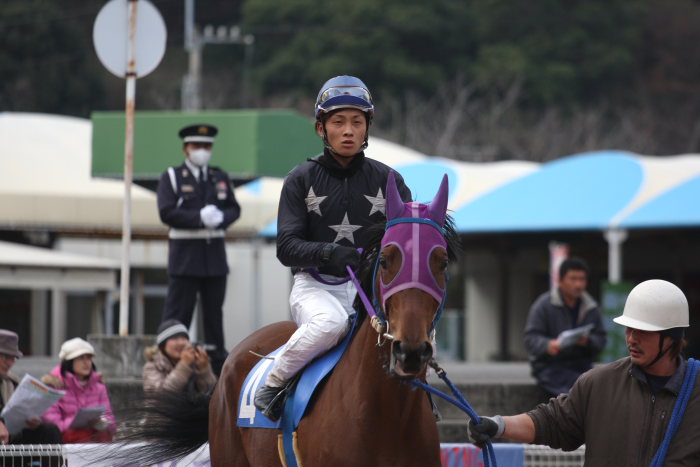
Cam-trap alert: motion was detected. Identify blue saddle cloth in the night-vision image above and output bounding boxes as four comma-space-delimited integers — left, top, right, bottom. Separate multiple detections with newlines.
236, 314, 358, 430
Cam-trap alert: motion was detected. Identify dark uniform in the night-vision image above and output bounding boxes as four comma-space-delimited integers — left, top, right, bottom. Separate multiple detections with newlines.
157, 125, 241, 375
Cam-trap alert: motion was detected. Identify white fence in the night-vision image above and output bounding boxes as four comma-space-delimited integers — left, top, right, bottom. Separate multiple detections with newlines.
0, 443, 584, 466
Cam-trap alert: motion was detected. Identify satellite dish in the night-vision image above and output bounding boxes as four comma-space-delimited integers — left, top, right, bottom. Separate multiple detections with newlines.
93, 0, 167, 78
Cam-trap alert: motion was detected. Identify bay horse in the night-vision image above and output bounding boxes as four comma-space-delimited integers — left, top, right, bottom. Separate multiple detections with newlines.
119, 172, 461, 467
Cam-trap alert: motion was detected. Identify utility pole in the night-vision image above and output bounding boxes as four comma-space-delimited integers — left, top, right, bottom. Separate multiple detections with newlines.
181, 0, 255, 111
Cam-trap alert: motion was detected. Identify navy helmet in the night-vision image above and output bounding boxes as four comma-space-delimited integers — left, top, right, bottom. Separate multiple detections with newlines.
315, 76, 374, 121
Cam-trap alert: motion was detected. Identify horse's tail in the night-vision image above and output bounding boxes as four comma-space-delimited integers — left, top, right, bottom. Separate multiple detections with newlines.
112, 389, 211, 465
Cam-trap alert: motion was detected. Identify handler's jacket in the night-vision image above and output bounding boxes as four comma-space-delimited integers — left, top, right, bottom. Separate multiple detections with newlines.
528, 357, 700, 466
276, 150, 412, 276
157, 162, 241, 277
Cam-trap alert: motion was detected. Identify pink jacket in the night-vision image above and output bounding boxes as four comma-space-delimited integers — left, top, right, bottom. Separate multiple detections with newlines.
41, 365, 116, 434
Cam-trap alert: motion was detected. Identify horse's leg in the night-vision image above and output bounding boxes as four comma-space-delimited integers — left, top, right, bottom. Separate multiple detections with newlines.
209, 321, 297, 467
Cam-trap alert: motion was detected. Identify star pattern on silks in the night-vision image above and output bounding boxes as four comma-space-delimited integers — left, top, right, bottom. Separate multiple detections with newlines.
329, 213, 362, 244
305, 186, 327, 216
364, 188, 385, 215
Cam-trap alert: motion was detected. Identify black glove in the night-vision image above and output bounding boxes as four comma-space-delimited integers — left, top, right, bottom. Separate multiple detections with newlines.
325, 245, 360, 277
468, 415, 505, 445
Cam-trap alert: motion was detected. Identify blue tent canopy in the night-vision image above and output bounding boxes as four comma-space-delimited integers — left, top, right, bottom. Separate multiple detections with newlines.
452, 151, 643, 232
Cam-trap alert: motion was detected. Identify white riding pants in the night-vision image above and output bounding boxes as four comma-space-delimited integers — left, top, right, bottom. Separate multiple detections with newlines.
265, 272, 356, 386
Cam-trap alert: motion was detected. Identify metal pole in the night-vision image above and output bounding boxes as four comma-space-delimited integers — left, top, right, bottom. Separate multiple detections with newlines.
119, 0, 139, 336
604, 229, 628, 284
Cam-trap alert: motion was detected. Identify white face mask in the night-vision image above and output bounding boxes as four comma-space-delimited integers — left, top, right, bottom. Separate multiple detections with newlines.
188, 149, 211, 167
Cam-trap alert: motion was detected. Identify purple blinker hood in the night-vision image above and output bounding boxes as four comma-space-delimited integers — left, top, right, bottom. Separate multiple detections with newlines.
378, 172, 449, 311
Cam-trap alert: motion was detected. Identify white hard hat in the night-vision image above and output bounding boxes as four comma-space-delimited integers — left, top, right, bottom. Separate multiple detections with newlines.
613, 279, 689, 331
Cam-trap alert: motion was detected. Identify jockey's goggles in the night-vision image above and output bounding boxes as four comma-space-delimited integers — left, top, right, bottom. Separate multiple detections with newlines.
316, 86, 374, 115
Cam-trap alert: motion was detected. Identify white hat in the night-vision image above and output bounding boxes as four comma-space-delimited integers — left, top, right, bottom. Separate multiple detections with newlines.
59, 337, 95, 361
613, 279, 689, 331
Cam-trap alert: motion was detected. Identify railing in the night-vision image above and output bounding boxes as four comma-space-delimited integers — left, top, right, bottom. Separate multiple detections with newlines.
0, 443, 585, 466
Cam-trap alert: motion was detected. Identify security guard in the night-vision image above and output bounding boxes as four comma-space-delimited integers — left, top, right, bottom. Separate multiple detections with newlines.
156, 124, 241, 376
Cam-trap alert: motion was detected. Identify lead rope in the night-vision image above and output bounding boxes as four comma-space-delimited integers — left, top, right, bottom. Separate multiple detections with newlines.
410, 361, 498, 467
650, 358, 699, 467
345, 265, 498, 467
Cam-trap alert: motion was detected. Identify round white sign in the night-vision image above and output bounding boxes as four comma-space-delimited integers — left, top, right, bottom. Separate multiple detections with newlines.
93, 0, 167, 78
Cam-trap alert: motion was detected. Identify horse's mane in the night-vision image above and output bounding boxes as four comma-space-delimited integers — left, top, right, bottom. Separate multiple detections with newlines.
352, 213, 462, 321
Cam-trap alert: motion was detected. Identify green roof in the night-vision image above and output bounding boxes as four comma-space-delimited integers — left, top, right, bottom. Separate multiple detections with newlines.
91, 110, 322, 179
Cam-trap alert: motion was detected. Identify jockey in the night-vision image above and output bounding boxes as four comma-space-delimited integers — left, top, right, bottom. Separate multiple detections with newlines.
254, 75, 412, 419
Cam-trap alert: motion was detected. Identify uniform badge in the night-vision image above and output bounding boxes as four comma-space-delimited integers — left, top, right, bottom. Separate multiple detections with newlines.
182, 169, 189, 177
216, 181, 228, 200
181, 184, 194, 192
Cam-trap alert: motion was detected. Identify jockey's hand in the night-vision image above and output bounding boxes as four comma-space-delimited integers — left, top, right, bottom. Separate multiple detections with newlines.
468, 415, 505, 445
326, 245, 360, 277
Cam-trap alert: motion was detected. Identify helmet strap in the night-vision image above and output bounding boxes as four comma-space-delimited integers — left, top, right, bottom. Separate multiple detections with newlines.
646, 334, 674, 369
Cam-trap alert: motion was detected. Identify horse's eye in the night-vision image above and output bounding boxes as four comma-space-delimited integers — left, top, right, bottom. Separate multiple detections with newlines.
379, 256, 387, 268
440, 259, 449, 272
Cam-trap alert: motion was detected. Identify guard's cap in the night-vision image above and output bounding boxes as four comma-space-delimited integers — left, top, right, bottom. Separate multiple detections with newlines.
179, 124, 218, 144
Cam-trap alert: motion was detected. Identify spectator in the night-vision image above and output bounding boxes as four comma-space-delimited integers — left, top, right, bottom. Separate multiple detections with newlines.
157, 123, 241, 376
143, 319, 216, 394
0, 329, 61, 445
524, 257, 607, 397
42, 337, 116, 443
469, 279, 699, 466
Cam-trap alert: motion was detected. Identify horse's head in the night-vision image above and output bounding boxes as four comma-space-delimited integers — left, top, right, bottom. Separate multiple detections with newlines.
374, 172, 450, 379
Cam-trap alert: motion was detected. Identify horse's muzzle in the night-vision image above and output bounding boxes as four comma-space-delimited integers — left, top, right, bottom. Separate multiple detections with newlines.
390, 340, 433, 379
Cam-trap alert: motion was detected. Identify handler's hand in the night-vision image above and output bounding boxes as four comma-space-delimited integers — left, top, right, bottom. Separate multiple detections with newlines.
547, 339, 560, 355
468, 415, 505, 446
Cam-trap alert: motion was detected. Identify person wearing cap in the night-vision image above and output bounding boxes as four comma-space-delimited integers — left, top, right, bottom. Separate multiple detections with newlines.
142, 319, 216, 393
0, 329, 62, 446
253, 76, 412, 419
468, 279, 700, 466
156, 123, 241, 376
41, 337, 116, 443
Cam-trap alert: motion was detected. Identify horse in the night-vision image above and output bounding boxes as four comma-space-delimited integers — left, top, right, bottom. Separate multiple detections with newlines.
117, 172, 461, 467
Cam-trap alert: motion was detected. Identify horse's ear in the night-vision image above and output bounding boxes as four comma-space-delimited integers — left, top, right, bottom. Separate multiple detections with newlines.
427, 174, 449, 226
385, 171, 405, 221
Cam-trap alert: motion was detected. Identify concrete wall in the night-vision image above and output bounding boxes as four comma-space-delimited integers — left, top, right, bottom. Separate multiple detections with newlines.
464, 247, 544, 362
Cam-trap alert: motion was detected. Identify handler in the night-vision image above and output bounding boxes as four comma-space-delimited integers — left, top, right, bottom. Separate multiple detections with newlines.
469, 279, 700, 466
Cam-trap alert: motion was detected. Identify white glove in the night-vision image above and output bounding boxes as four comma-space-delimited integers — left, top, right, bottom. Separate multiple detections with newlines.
200, 205, 223, 228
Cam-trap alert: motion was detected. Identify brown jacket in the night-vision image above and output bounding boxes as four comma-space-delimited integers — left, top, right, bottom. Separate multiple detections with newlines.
528, 357, 700, 466
142, 346, 216, 393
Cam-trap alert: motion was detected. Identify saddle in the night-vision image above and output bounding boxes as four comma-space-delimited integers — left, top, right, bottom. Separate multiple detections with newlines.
236, 315, 359, 465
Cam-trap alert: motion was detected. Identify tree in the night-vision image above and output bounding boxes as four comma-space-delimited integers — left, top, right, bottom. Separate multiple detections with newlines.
0, 0, 105, 116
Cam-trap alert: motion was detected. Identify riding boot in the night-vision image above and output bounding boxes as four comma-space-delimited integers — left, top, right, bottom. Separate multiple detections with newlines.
254, 384, 286, 421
